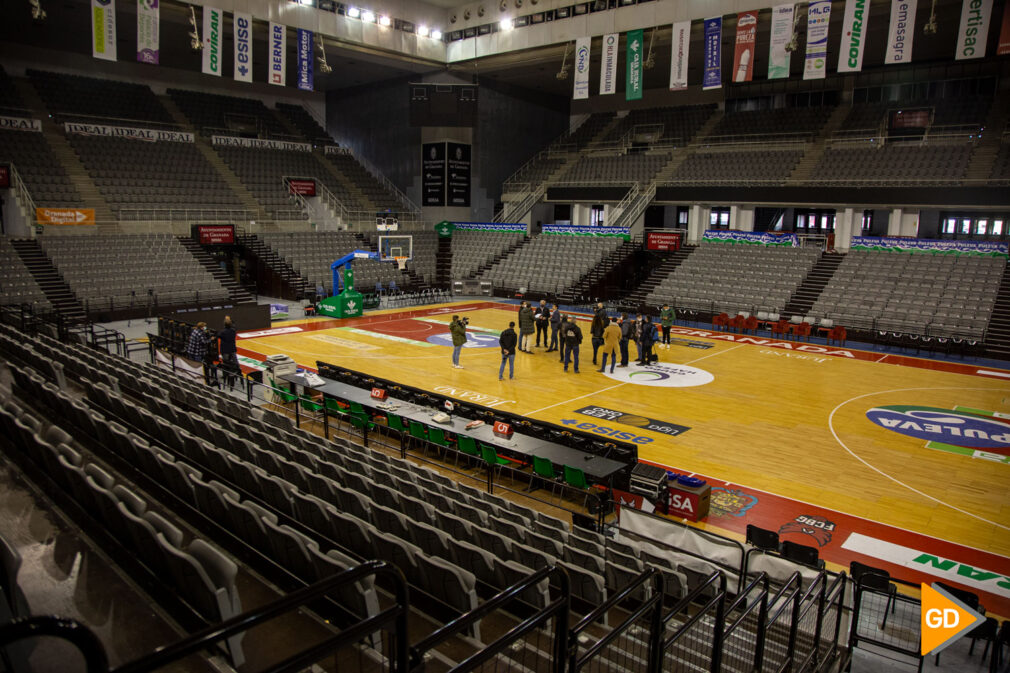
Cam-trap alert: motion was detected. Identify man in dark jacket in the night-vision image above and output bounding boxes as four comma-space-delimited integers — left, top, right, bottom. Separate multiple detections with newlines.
517, 301, 535, 352
218, 316, 239, 390
590, 302, 607, 365
535, 300, 549, 348
498, 321, 518, 380
563, 317, 583, 373
547, 303, 562, 353
619, 313, 633, 367
638, 316, 657, 366
449, 315, 467, 368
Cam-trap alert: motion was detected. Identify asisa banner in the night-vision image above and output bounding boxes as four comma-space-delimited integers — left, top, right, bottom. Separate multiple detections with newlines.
851, 236, 1009, 257
703, 230, 800, 247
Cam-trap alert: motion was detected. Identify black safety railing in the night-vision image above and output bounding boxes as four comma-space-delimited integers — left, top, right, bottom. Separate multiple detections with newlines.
719, 572, 769, 672
0, 561, 410, 673
762, 572, 804, 672
662, 571, 727, 673
849, 573, 923, 673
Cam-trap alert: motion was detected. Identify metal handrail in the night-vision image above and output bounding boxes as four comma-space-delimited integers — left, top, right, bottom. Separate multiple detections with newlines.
54, 112, 186, 131
118, 207, 261, 222
6, 162, 38, 218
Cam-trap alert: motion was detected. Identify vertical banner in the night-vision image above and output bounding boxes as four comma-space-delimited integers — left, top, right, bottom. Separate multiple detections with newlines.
625, 29, 644, 101
838, 0, 870, 72
136, 0, 158, 64
804, 0, 832, 79
573, 36, 591, 100
297, 29, 314, 91
422, 143, 446, 207
669, 21, 690, 91
768, 4, 794, 79
269, 22, 286, 86
999, 3, 1010, 55
703, 17, 722, 90
885, 0, 917, 64
955, 0, 994, 59
733, 11, 758, 82
234, 12, 252, 82
447, 142, 471, 208
91, 0, 117, 61
202, 7, 222, 76
600, 33, 619, 95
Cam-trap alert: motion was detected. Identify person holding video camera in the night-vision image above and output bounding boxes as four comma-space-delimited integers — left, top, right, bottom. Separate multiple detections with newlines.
449, 314, 468, 369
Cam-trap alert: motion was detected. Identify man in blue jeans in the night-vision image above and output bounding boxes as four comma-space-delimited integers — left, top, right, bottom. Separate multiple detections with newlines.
563, 318, 583, 373
498, 321, 517, 380
449, 315, 467, 368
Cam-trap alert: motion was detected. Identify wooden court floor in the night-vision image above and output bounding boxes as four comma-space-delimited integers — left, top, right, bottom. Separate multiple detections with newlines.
235, 300, 1010, 610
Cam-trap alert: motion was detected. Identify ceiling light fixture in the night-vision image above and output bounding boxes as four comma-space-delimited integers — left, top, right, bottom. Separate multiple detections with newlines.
347, 6, 360, 18
379, 14, 391, 26
431, 29, 442, 40
361, 9, 375, 22
499, 17, 512, 30
418, 25, 429, 36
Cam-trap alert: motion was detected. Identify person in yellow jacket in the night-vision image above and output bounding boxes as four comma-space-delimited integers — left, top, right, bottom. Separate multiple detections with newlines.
599, 316, 622, 373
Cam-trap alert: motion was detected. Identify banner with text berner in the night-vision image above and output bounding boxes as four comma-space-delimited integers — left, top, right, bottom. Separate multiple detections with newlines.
733, 11, 758, 83
92, 0, 117, 61
804, 0, 832, 80
626, 29, 644, 100
885, 0, 917, 64
297, 29, 314, 91
269, 22, 286, 86
955, 0, 994, 60
234, 12, 252, 82
573, 36, 590, 100
837, 0, 870, 72
768, 4, 794, 79
669, 22, 690, 91
600, 33, 618, 95
137, 0, 159, 64
703, 18, 722, 90
202, 7, 222, 76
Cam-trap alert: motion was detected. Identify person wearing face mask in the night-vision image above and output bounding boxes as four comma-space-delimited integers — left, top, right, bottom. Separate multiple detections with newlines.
185, 321, 212, 363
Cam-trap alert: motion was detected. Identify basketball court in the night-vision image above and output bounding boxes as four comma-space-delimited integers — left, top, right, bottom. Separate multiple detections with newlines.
233, 299, 1010, 616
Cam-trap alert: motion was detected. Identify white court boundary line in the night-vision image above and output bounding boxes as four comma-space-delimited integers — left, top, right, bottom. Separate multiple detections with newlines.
828, 386, 1010, 532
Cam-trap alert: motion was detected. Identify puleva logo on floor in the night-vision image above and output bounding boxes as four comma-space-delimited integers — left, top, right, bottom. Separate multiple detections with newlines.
866, 405, 1010, 454
921, 582, 985, 656
603, 363, 714, 388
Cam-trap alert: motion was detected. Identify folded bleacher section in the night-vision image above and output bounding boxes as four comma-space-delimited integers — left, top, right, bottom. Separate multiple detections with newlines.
215, 147, 339, 220
451, 229, 526, 279
0, 127, 82, 207
646, 243, 819, 315
810, 250, 1004, 338
480, 235, 624, 295
69, 136, 242, 219
167, 88, 288, 137
0, 238, 50, 311
260, 232, 408, 294
38, 233, 230, 312
811, 143, 973, 185
28, 69, 173, 124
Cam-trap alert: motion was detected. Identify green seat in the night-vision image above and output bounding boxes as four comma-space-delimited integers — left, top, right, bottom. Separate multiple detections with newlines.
387, 413, 406, 434
563, 464, 593, 508
532, 455, 562, 502
454, 435, 481, 468
407, 420, 428, 452
481, 444, 512, 483
269, 377, 297, 405
426, 426, 451, 458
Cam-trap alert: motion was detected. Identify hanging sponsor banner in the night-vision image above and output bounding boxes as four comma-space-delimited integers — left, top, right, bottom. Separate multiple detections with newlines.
270, 22, 286, 86
65, 122, 194, 142
572, 36, 590, 100
804, 0, 832, 80
600, 33, 619, 95
703, 18, 722, 90
838, 0, 870, 72
625, 29, 644, 101
136, 0, 159, 64
211, 135, 311, 151
202, 7, 222, 76
955, 0, 994, 59
453, 222, 525, 232
324, 145, 351, 155
288, 179, 316, 196
447, 142, 471, 208
768, 4, 794, 79
234, 12, 252, 82
733, 11, 758, 83
0, 117, 42, 132
851, 236, 1009, 256
92, 0, 117, 61
422, 142, 445, 207
37, 208, 96, 225
999, 3, 1010, 55
885, 0, 917, 64
542, 225, 631, 239
669, 22, 690, 91
704, 230, 799, 246
296, 29, 313, 91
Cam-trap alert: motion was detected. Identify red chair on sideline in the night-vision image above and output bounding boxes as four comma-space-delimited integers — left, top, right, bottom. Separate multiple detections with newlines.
827, 325, 847, 346
712, 313, 729, 330
792, 322, 812, 342
729, 314, 746, 333
744, 315, 759, 335
771, 319, 790, 339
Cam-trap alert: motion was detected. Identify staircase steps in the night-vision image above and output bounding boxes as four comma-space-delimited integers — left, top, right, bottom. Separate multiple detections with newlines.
984, 260, 1010, 360
475, 237, 529, 277
558, 239, 638, 304
788, 104, 851, 184
625, 244, 697, 307
781, 251, 845, 319
10, 239, 87, 323
315, 154, 372, 212
436, 237, 453, 288
238, 234, 308, 299
177, 237, 256, 305
964, 96, 1010, 181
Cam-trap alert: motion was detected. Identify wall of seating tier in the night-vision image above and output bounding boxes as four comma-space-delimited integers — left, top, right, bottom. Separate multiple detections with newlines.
559, 153, 670, 185
599, 104, 718, 145
322, 152, 409, 212
276, 102, 329, 142
69, 136, 243, 218
37, 233, 229, 310
260, 231, 410, 293
810, 250, 1004, 338
479, 235, 623, 295
451, 230, 526, 279
0, 238, 50, 311
670, 148, 804, 184
215, 147, 336, 221
708, 106, 835, 140
167, 88, 289, 138
27, 69, 174, 124
811, 143, 973, 185
646, 243, 819, 315
0, 129, 81, 207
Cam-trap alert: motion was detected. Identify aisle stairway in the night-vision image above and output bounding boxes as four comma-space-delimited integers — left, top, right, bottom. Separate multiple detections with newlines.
984, 260, 1010, 359
558, 239, 638, 304
781, 251, 844, 319
176, 237, 256, 305
964, 95, 1010, 181
624, 245, 696, 308
10, 239, 87, 322
239, 234, 308, 299
788, 105, 851, 184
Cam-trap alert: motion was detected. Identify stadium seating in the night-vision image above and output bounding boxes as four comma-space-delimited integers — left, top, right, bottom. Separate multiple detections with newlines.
275, 103, 332, 143
215, 147, 341, 220
260, 232, 408, 293
68, 135, 243, 219
810, 249, 1004, 337
0, 65, 26, 115
991, 142, 1010, 180
670, 148, 804, 184
451, 229, 526, 279
839, 96, 991, 133
167, 88, 289, 137
38, 233, 230, 311
599, 103, 717, 145
705, 106, 834, 142
646, 243, 820, 315
361, 230, 437, 285
811, 142, 973, 185
0, 128, 82, 207
0, 238, 50, 311
28, 69, 172, 124
480, 235, 624, 295
559, 152, 670, 185
320, 151, 412, 212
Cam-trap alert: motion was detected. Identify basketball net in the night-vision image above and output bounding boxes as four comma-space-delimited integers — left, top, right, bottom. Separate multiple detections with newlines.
394, 256, 408, 270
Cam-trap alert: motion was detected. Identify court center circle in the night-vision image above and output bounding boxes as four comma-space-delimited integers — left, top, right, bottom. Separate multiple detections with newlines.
602, 363, 714, 387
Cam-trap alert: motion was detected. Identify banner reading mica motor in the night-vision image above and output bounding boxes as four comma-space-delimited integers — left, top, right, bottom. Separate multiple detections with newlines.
202, 7, 222, 76
297, 29, 314, 91
91, 0, 117, 61
573, 36, 590, 100
625, 29, 644, 101
600, 33, 618, 95
136, 0, 159, 64
804, 0, 832, 80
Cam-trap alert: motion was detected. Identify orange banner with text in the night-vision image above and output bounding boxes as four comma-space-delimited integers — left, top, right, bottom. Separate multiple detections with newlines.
36, 208, 95, 225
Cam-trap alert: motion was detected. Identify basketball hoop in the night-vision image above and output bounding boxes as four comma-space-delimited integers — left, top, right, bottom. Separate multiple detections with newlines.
394, 256, 408, 270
